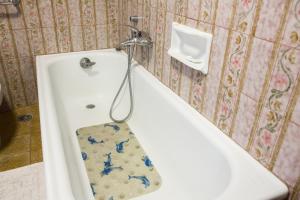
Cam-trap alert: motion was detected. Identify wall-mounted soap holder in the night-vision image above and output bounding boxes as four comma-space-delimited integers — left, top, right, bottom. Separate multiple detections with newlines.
168, 22, 212, 74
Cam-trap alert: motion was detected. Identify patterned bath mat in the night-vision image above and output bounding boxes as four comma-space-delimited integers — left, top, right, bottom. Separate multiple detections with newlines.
76, 122, 161, 200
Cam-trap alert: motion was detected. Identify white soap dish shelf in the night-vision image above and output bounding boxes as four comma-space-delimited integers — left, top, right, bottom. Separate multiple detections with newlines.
168, 22, 212, 74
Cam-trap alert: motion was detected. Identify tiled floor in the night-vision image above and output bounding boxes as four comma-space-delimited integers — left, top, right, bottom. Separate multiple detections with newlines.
0, 104, 42, 172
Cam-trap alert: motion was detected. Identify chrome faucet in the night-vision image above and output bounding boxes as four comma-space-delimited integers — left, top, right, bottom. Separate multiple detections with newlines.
80, 57, 96, 69
119, 16, 153, 49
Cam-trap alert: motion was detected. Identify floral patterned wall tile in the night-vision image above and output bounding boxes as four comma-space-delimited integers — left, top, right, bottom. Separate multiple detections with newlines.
0, 26, 17, 60
149, 6, 157, 43
281, 0, 300, 49
255, 0, 288, 41
249, 45, 300, 167
174, 0, 188, 16
162, 48, 171, 86
187, 0, 200, 20
179, 64, 193, 103
291, 95, 300, 125
1, 59, 27, 108
202, 26, 229, 121
242, 38, 274, 101
42, 28, 58, 54
167, 0, 175, 13
164, 12, 173, 51
68, 0, 82, 26
214, 31, 250, 134
232, 93, 257, 148
70, 26, 84, 52
154, 1, 167, 80
233, 0, 259, 34
273, 122, 300, 188
83, 26, 97, 50
170, 58, 182, 94
0, 61, 12, 111
137, 0, 143, 30
199, 0, 217, 24
12, 29, 31, 58
148, 43, 156, 74
189, 70, 205, 111
21, 0, 42, 29
95, 0, 107, 25
6, 6, 25, 29
81, 0, 96, 26
142, 0, 151, 32
215, 0, 235, 29
55, 26, 72, 52
27, 28, 45, 55
18, 57, 37, 105
37, 0, 55, 28
96, 25, 107, 49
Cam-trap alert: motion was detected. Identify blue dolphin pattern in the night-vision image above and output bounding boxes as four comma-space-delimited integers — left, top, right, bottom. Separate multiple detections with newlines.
88, 136, 104, 144
116, 139, 129, 153
101, 153, 123, 176
81, 152, 88, 160
128, 175, 150, 188
142, 156, 153, 168
104, 124, 120, 132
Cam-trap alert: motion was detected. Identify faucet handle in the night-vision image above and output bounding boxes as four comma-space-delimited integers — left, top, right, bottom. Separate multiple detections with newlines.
129, 16, 143, 26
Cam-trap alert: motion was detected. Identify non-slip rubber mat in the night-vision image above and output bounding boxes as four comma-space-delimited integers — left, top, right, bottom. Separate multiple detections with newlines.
76, 122, 161, 200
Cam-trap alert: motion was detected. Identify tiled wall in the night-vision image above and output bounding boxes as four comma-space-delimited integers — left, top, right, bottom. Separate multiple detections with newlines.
0, 0, 120, 112
120, 0, 300, 198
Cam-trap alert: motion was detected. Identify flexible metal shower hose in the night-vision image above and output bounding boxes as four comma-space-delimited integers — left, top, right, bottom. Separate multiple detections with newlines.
109, 45, 135, 123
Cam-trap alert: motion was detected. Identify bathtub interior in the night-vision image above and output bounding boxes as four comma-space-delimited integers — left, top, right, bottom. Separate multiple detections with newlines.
45, 51, 232, 200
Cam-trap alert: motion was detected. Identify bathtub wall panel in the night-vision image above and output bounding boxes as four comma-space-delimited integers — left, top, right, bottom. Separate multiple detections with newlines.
121, 0, 300, 198
0, 0, 120, 112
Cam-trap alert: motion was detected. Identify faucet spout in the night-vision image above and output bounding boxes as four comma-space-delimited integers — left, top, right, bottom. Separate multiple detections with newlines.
119, 31, 152, 48
120, 38, 137, 48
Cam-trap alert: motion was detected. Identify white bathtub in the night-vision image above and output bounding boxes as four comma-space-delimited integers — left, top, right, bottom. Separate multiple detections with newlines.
37, 49, 288, 200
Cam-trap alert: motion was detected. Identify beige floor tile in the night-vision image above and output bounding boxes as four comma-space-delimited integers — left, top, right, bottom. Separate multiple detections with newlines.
31, 134, 42, 151
0, 152, 30, 172
0, 134, 30, 158
30, 149, 43, 164
0, 104, 42, 171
